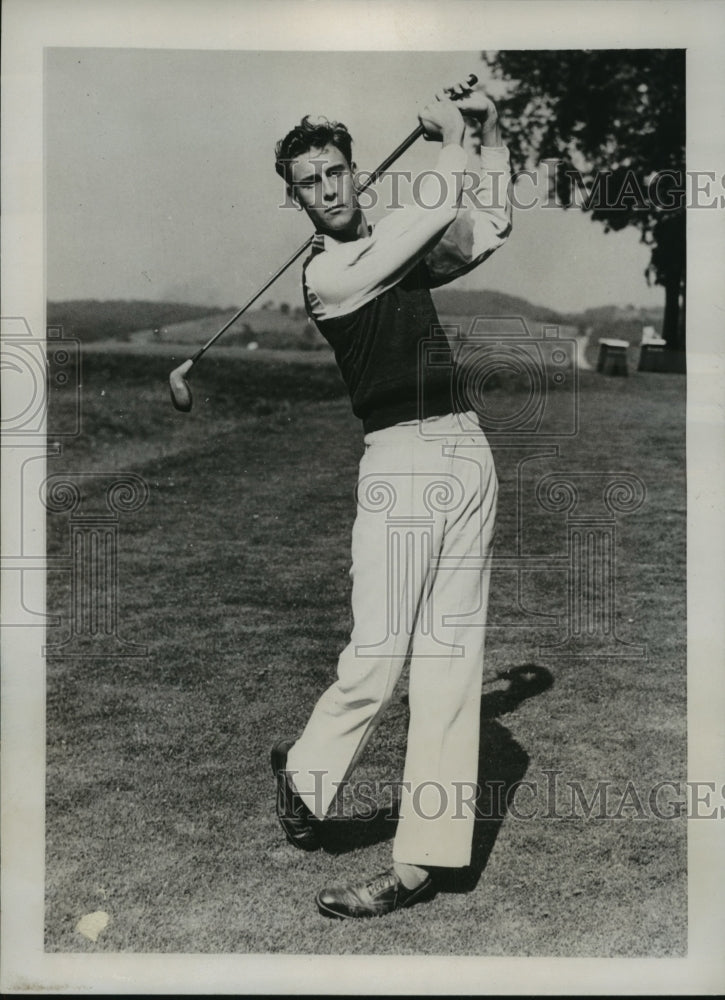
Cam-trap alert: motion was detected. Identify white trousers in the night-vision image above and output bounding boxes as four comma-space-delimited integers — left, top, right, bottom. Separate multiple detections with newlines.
287, 412, 498, 867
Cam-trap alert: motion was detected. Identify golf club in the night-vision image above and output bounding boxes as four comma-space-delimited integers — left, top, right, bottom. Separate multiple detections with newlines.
169, 74, 478, 411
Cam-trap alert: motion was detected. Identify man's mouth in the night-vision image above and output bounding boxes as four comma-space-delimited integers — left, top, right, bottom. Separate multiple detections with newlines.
325, 206, 346, 215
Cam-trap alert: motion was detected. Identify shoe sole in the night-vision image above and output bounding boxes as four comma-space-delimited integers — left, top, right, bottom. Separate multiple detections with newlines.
315, 880, 435, 920
315, 897, 349, 920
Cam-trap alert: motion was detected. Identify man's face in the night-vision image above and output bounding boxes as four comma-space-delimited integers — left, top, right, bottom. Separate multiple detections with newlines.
289, 143, 360, 239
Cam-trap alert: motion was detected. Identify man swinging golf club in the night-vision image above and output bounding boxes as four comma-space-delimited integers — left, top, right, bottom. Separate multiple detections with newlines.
271, 77, 512, 918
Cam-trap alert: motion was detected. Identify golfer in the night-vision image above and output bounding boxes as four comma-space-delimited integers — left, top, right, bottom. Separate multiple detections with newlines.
272, 78, 512, 918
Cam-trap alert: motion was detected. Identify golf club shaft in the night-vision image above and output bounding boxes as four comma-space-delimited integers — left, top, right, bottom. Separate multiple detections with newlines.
360, 123, 424, 190
189, 238, 313, 363
170, 72, 478, 409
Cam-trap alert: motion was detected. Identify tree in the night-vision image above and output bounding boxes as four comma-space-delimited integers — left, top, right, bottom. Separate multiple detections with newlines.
484, 50, 686, 357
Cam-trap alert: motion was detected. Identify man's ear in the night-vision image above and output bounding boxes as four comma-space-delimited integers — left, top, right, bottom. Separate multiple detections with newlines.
287, 184, 304, 211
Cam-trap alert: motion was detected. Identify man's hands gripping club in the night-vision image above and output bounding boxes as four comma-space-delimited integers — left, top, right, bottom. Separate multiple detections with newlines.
418, 77, 501, 148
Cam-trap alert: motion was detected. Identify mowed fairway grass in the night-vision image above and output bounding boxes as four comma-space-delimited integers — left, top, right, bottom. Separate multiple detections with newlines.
45, 344, 686, 955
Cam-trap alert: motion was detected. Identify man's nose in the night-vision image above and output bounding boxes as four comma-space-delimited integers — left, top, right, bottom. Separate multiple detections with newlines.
321, 174, 339, 201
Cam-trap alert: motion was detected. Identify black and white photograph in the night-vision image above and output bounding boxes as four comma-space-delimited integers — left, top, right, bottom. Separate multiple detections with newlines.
1, 0, 724, 994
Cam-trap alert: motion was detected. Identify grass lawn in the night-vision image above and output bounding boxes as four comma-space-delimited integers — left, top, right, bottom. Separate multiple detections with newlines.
45, 346, 686, 955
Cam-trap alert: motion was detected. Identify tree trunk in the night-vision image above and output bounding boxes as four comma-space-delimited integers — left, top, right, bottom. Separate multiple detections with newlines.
658, 212, 686, 362
662, 271, 683, 352
677, 270, 686, 353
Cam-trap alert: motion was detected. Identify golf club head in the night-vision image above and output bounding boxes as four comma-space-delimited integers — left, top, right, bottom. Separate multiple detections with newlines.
169, 359, 194, 412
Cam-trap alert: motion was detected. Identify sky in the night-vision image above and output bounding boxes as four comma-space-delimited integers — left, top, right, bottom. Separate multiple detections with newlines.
45, 47, 664, 314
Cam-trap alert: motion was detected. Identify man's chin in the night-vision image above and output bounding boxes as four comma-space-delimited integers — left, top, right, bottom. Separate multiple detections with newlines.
316, 207, 360, 239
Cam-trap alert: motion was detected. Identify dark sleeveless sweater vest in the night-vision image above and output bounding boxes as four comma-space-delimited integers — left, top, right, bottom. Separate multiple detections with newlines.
302, 257, 460, 434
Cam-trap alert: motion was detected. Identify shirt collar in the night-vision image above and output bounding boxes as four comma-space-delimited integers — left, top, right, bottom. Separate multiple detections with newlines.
311, 222, 374, 254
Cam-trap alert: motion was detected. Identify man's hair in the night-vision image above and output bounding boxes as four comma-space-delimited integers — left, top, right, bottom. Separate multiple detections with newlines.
275, 115, 354, 185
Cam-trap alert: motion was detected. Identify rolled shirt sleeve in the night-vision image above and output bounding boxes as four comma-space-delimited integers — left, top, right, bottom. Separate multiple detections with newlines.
424, 144, 513, 287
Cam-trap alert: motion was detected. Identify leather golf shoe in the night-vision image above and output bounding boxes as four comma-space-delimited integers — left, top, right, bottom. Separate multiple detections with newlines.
316, 867, 434, 919
271, 739, 320, 852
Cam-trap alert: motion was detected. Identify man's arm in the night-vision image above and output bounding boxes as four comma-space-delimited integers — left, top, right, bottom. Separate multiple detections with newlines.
305, 99, 470, 321
424, 85, 513, 287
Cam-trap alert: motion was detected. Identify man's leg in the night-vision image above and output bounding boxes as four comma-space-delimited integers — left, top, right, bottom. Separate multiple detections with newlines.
393, 433, 497, 869
285, 428, 427, 820
313, 421, 499, 918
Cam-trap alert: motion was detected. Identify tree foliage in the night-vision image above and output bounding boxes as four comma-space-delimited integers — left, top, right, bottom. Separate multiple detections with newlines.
484, 49, 686, 353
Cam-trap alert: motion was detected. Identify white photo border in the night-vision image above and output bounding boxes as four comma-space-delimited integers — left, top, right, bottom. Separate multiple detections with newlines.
2, 0, 724, 993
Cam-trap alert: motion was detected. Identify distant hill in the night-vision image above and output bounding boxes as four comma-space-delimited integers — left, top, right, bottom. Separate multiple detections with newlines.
571, 303, 664, 326
432, 288, 664, 332
130, 304, 326, 351
47, 300, 233, 343
47, 294, 665, 353
432, 288, 568, 325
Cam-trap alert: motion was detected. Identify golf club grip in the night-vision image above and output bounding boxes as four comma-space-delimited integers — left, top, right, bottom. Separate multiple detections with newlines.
360, 72, 479, 189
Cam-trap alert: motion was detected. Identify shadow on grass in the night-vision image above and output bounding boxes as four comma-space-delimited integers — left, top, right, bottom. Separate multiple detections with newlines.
436, 663, 554, 894
316, 805, 400, 855
316, 663, 554, 878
